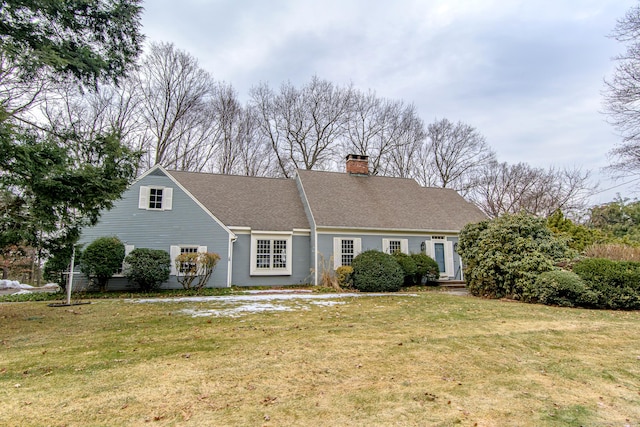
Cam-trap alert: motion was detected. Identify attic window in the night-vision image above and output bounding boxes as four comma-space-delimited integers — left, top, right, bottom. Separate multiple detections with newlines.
149, 188, 163, 209
139, 186, 173, 211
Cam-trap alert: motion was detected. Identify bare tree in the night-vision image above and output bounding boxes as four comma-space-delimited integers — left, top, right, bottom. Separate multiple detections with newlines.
234, 105, 277, 176
205, 84, 276, 176
250, 76, 353, 177
212, 83, 243, 174
414, 118, 496, 196
382, 104, 426, 178
604, 3, 640, 176
469, 162, 594, 218
136, 42, 220, 171
42, 79, 144, 155
343, 90, 426, 176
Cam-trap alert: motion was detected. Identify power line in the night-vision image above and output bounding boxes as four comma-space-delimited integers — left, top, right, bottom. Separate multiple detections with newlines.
591, 176, 640, 196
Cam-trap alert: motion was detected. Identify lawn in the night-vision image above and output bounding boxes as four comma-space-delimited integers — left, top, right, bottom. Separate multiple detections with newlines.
1, 292, 639, 426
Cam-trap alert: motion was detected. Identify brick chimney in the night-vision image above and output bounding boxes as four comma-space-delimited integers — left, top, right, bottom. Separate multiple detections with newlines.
346, 154, 369, 175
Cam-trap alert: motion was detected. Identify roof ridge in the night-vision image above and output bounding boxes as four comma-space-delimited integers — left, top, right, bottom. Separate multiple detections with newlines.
168, 169, 292, 182
296, 168, 419, 182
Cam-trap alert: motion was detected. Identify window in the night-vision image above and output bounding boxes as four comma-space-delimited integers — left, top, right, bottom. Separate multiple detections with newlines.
341, 239, 354, 266
179, 246, 198, 274
333, 237, 362, 269
383, 238, 408, 254
139, 186, 173, 211
250, 233, 292, 275
255, 239, 287, 270
170, 245, 206, 275
149, 188, 163, 209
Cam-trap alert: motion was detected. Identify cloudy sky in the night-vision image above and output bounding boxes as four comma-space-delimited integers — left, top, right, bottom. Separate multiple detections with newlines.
141, 0, 637, 204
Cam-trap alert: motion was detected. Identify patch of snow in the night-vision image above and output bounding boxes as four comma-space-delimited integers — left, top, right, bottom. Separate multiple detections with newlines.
243, 289, 313, 294
310, 300, 346, 307
131, 292, 416, 318
0, 280, 61, 294
11, 290, 34, 295
133, 293, 391, 304
181, 303, 296, 318
0, 280, 34, 290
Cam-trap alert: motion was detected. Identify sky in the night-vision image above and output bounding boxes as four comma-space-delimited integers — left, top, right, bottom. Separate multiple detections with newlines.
140, 0, 638, 204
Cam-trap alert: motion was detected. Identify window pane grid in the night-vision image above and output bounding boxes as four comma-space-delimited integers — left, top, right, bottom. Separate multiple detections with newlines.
255, 239, 288, 270
341, 239, 354, 266
149, 188, 163, 209
256, 239, 271, 269
389, 240, 401, 254
273, 240, 287, 268
180, 246, 198, 273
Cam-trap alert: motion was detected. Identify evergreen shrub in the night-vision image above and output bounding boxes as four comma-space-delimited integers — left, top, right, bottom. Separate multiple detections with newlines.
351, 250, 403, 292
392, 252, 417, 286
457, 213, 571, 299
79, 236, 125, 292
573, 258, 640, 310
125, 248, 171, 292
522, 270, 597, 307
335, 266, 353, 288
411, 252, 439, 285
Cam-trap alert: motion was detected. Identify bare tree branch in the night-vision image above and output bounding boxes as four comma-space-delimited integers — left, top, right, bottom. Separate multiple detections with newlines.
469, 162, 594, 218
414, 118, 496, 196
604, 3, 640, 178
250, 76, 353, 177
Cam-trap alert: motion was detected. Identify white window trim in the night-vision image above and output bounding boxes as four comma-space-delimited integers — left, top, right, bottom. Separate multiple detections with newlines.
250, 233, 293, 276
333, 237, 362, 269
170, 245, 207, 276
382, 238, 408, 254
425, 236, 454, 278
139, 186, 173, 211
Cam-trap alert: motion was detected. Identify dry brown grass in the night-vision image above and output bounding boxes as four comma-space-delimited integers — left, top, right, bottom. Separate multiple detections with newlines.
319, 254, 342, 291
584, 243, 640, 262
1, 293, 639, 426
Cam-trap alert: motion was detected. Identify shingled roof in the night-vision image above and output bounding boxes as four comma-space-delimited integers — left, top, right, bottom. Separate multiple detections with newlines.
166, 167, 485, 233
296, 169, 486, 231
167, 170, 310, 231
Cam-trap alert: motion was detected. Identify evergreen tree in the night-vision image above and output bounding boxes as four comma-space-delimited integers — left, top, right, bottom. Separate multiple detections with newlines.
0, 0, 144, 275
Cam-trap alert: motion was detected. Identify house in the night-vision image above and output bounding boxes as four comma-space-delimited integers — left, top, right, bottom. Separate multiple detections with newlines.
77, 154, 486, 289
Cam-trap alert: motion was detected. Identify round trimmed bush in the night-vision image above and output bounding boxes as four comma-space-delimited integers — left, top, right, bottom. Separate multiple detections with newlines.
411, 253, 439, 285
392, 252, 417, 287
522, 270, 597, 307
351, 250, 403, 292
124, 248, 170, 292
79, 236, 125, 292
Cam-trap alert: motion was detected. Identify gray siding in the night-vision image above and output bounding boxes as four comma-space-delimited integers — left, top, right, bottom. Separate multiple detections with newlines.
231, 234, 312, 286
317, 233, 428, 260
79, 171, 232, 290
316, 232, 463, 281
